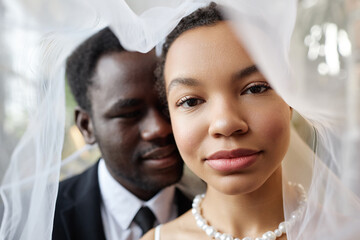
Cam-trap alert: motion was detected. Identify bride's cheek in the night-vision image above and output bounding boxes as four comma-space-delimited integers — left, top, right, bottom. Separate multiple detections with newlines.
258, 107, 291, 155
171, 117, 201, 162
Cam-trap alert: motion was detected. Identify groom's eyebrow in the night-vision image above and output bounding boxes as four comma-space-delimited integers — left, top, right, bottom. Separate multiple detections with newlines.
105, 98, 143, 114
167, 77, 201, 95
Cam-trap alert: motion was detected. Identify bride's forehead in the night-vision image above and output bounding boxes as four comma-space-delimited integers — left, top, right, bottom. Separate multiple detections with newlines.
170, 21, 240, 47
166, 23, 249, 64
165, 23, 252, 74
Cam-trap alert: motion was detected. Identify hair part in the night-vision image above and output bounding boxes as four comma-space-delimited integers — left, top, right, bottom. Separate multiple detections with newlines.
155, 2, 224, 106
66, 27, 124, 113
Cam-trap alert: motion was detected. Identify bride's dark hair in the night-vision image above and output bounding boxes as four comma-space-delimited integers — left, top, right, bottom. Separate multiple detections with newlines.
155, 2, 224, 107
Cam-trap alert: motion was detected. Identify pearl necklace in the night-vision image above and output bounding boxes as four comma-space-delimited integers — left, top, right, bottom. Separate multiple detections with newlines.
191, 182, 307, 240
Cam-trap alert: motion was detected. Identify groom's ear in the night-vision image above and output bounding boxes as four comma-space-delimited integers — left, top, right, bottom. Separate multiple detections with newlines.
75, 106, 96, 144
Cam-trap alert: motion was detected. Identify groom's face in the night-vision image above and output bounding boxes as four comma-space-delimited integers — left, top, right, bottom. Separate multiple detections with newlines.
87, 50, 183, 199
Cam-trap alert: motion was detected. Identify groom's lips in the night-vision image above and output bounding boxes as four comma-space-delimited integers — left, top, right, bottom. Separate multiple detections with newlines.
142, 145, 180, 169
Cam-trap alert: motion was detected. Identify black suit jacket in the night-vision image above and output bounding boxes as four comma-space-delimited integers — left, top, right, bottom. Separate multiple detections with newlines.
52, 162, 192, 240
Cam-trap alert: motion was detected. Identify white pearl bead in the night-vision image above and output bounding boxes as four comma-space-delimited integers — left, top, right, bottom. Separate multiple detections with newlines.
220, 233, 228, 240
205, 226, 215, 237
225, 234, 234, 240
234, 238, 240, 240
254, 237, 263, 240
194, 197, 201, 203
242, 237, 253, 240
278, 222, 286, 233
263, 231, 276, 240
191, 208, 197, 214
196, 219, 205, 228
274, 229, 282, 237
214, 232, 222, 239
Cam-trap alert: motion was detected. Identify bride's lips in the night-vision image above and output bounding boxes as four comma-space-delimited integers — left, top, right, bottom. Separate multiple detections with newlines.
205, 148, 260, 172
141, 145, 179, 169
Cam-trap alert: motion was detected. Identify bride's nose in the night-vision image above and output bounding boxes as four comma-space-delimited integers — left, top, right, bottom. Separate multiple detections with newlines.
208, 99, 248, 138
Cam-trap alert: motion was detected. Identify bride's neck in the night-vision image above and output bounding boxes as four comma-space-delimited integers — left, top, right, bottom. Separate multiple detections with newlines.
201, 168, 284, 238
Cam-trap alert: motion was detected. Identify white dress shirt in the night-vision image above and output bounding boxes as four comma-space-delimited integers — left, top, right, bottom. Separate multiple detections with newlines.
98, 159, 177, 240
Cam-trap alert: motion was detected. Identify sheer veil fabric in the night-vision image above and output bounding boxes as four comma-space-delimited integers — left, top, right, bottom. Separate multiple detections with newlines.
0, 0, 359, 239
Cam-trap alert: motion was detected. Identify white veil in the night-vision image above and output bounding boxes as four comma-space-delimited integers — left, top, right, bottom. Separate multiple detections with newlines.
0, 0, 359, 239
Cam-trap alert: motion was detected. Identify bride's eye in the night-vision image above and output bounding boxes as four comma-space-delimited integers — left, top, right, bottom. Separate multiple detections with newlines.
242, 82, 271, 95
176, 96, 204, 108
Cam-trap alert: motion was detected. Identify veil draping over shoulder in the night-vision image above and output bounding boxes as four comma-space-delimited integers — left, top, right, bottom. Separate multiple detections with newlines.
0, 0, 359, 239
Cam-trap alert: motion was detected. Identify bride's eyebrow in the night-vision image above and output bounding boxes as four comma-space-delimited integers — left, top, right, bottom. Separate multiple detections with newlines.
167, 77, 201, 95
232, 65, 258, 82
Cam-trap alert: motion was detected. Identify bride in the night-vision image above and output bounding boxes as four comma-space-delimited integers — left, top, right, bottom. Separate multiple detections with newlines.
142, 3, 304, 240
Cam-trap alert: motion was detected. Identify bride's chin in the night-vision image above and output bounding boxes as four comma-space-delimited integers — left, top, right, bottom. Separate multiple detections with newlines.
208, 177, 263, 196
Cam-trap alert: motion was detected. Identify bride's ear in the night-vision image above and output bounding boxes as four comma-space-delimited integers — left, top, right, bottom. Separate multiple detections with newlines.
75, 106, 96, 144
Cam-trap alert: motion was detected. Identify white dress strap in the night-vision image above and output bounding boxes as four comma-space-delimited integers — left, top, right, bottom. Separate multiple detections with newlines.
154, 224, 162, 240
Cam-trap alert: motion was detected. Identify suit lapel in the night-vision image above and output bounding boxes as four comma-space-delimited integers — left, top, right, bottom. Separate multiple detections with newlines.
60, 162, 106, 240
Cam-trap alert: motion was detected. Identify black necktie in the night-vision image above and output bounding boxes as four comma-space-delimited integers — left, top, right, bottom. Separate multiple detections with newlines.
133, 206, 156, 236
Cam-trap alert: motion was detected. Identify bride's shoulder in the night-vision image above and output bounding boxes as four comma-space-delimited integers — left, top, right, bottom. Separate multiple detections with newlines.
141, 210, 203, 240
165, 210, 193, 229
141, 228, 156, 240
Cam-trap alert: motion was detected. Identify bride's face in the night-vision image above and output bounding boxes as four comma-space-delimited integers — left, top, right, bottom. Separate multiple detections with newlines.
164, 22, 292, 195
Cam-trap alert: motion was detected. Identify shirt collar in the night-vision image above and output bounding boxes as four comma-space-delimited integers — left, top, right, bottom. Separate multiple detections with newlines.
146, 182, 175, 224
98, 159, 176, 230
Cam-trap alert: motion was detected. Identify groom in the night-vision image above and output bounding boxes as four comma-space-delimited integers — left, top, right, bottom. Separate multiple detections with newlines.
52, 27, 191, 240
